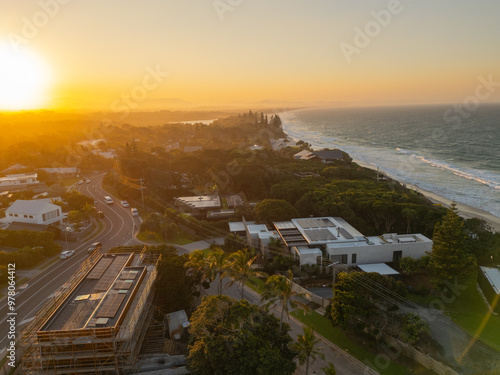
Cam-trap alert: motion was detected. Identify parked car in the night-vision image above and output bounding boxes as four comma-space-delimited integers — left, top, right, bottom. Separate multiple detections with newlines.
131, 208, 139, 216
104, 196, 113, 205
120, 200, 130, 207
87, 242, 102, 254
60, 250, 75, 259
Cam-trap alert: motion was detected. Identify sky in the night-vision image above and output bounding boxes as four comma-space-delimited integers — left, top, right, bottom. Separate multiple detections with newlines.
1, 0, 500, 110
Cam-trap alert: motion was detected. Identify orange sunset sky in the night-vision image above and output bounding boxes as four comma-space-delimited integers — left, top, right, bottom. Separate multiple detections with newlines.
0, 0, 500, 110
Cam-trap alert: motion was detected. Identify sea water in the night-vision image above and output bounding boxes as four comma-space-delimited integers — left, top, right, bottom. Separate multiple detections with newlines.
281, 104, 500, 218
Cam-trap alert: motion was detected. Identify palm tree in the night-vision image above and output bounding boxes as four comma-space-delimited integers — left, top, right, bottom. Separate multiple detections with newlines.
290, 327, 325, 375
225, 249, 266, 300
206, 247, 227, 294
185, 249, 209, 291
261, 270, 309, 334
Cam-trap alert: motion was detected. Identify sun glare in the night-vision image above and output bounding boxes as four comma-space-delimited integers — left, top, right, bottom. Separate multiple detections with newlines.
0, 43, 51, 110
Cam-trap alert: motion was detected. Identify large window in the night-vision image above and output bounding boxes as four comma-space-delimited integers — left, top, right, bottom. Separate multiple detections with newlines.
42, 210, 59, 222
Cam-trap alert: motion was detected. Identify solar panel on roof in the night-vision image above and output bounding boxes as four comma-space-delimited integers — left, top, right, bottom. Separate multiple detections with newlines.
96, 293, 126, 318
338, 227, 354, 239
94, 256, 129, 292
120, 270, 138, 280
114, 280, 134, 290
87, 258, 113, 279
323, 218, 335, 227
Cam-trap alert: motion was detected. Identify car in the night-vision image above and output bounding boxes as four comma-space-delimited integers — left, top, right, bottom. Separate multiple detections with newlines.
104, 196, 114, 204
78, 179, 84, 185
85, 178, 91, 183
87, 242, 102, 254
120, 200, 130, 207
131, 208, 139, 216
60, 250, 75, 259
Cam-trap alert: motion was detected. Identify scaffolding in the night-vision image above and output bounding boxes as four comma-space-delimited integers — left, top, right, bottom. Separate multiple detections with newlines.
20, 250, 160, 374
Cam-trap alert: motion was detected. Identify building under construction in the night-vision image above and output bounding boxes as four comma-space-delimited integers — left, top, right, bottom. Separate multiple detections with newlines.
21, 247, 160, 374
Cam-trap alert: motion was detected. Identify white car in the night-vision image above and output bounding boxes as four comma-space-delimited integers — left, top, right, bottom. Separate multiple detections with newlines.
85, 178, 91, 183
78, 179, 84, 185
60, 250, 75, 259
104, 196, 114, 205
120, 200, 130, 207
131, 208, 139, 216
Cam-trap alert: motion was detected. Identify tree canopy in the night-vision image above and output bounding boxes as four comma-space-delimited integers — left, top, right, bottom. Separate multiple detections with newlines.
187, 295, 296, 375
430, 203, 476, 286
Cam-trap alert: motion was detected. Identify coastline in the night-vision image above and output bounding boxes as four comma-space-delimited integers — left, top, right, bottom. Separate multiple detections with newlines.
278, 114, 500, 234
353, 160, 500, 233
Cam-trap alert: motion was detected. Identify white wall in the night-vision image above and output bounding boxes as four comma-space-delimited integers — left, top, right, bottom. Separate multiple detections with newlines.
326, 241, 432, 265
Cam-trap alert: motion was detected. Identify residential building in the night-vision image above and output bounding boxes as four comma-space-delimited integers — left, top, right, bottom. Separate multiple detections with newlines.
174, 195, 221, 216
0, 173, 39, 187
38, 167, 80, 177
4, 199, 64, 225
274, 217, 432, 266
478, 266, 500, 313
21, 250, 159, 374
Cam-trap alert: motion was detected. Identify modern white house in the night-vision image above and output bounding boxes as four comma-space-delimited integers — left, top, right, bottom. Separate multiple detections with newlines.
229, 218, 280, 257
4, 200, 64, 226
0, 173, 39, 188
273, 217, 432, 267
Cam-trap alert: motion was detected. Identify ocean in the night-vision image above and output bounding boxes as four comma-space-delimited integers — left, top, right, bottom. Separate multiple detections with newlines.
281, 105, 500, 218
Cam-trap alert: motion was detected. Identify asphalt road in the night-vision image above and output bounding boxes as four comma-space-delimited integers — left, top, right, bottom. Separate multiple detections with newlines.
202, 278, 378, 375
0, 174, 139, 355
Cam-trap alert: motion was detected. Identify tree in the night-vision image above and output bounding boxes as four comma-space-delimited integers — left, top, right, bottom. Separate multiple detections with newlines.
155, 245, 197, 313
464, 218, 500, 265
261, 270, 309, 334
187, 295, 296, 375
401, 207, 418, 234
430, 203, 476, 286
290, 327, 325, 375
206, 246, 228, 294
256, 199, 299, 225
329, 272, 407, 334
322, 362, 337, 375
399, 256, 417, 276
400, 313, 429, 345
226, 249, 266, 299
185, 249, 210, 291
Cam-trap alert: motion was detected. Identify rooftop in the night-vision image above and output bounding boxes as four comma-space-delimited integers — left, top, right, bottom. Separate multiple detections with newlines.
229, 221, 256, 232
175, 195, 221, 210
358, 263, 400, 276
6, 199, 60, 215
312, 150, 343, 160
481, 266, 500, 295
41, 253, 150, 331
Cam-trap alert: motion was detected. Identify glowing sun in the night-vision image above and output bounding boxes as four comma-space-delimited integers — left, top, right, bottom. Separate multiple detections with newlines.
0, 43, 51, 110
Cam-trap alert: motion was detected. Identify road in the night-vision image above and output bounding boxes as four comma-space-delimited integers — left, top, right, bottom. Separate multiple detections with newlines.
202, 279, 378, 375
0, 174, 139, 355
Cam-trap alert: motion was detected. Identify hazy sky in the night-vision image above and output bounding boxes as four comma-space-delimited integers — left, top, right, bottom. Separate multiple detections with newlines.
1, 0, 500, 109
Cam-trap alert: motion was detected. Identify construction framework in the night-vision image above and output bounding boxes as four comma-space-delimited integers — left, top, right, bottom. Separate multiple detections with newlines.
21, 246, 160, 374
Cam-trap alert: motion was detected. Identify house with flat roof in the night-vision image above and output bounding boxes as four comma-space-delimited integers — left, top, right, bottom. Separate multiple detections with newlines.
174, 195, 221, 217
4, 199, 64, 226
0, 173, 39, 187
274, 217, 432, 266
21, 250, 159, 374
312, 150, 343, 163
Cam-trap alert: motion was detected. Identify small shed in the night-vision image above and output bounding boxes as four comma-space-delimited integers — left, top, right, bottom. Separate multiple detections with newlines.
166, 310, 190, 341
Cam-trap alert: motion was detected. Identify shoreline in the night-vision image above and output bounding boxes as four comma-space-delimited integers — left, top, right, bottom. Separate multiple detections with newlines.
354, 160, 500, 233
278, 116, 500, 234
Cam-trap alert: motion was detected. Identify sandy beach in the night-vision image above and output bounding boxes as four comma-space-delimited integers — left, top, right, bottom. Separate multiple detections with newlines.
353, 160, 500, 233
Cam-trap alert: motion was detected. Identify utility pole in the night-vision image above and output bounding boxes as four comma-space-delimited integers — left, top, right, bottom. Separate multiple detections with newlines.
139, 178, 144, 207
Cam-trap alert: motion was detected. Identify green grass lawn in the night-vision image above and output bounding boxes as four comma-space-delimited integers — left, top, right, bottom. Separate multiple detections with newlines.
447, 278, 500, 350
291, 310, 408, 375
169, 232, 194, 245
